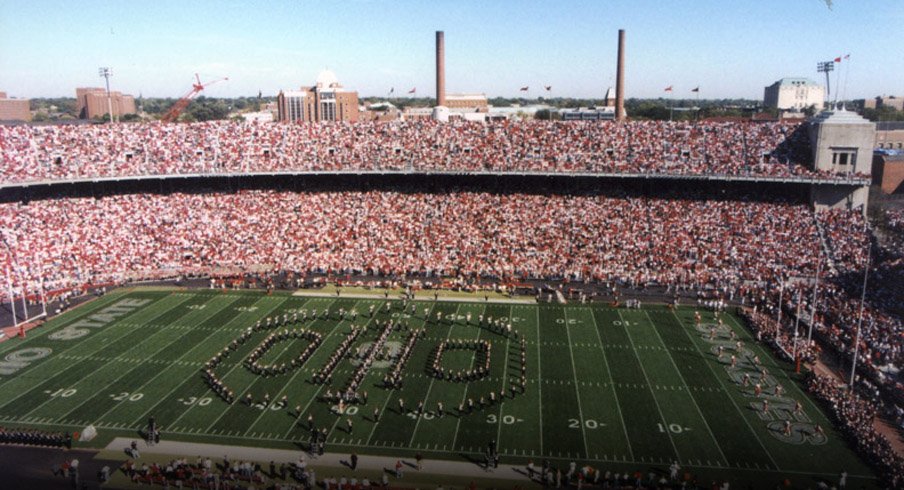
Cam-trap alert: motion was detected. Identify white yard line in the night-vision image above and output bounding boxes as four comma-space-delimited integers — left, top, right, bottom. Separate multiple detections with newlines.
586, 307, 634, 460
616, 309, 682, 463
200, 298, 345, 434
238, 299, 355, 437
669, 310, 780, 470
722, 313, 825, 418
0, 290, 159, 389
449, 303, 489, 451
534, 305, 544, 455
642, 310, 729, 466
126, 296, 298, 428
290, 299, 391, 442
160, 297, 301, 430
407, 303, 462, 446
16, 295, 198, 420
300, 301, 388, 441
0, 294, 190, 411
357, 300, 437, 446
84, 295, 242, 426
493, 305, 514, 450
563, 307, 590, 459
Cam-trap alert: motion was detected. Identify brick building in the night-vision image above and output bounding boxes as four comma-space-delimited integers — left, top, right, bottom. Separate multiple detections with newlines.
276, 70, 359, 122
875, 121, 904, 151
864, 96, 904, 111
75, 87, 136, 120
873, 153, 904, 194
445, 94, 488, 112
0, 91, 31, 121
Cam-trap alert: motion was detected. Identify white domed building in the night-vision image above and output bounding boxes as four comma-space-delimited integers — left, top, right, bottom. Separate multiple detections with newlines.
277, 69, 359, 122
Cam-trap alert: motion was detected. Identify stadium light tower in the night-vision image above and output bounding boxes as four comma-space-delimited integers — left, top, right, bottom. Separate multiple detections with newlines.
98, 67, 115, 123
817, 61, 834, 107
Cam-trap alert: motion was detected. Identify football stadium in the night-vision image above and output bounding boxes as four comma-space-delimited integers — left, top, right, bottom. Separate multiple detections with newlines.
1, 114, 902, 489
1, 5, 904, 490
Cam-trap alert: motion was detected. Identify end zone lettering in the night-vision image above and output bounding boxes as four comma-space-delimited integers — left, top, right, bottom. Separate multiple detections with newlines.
0, 347, 53, 376
48, 299, 152, 341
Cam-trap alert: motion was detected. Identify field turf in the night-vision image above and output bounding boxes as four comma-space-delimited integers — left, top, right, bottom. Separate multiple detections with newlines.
0, 288, 878, 487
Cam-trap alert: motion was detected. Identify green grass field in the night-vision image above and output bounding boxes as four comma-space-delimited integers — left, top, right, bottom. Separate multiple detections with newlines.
0, 288, 878, 487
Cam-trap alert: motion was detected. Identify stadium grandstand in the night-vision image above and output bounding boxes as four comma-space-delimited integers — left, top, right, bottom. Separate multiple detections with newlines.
0, 116, 901, 489
0, 120, 871, 185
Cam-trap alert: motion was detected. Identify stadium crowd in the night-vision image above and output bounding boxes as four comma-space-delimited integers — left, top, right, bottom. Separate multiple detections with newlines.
0, 120, 868, 183
807, 373, 903, 487
0, 189, 825, 294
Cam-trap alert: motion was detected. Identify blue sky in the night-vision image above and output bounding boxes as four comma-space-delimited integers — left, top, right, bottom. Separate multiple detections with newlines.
0, 0, 901, 100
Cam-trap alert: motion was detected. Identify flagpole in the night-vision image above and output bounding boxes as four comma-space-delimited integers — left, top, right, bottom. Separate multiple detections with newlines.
850, 235, 871, 389
842, 55, 851, 105
775, 279, 784, 333
834, 59, 843, 108
792, 289, 802, 360
808, 251, 821, 344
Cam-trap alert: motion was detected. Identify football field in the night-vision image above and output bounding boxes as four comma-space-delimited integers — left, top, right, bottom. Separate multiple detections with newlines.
0, 288, 877, 487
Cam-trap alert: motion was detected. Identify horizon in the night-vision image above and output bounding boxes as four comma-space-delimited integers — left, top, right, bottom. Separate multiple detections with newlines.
1, 1, 902, 100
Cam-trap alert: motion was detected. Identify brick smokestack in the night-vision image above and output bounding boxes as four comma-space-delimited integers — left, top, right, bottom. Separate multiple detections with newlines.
436, 31, 446, 107
615, 29, 626, 121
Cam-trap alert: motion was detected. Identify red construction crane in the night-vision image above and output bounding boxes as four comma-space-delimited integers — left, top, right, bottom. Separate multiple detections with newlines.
161, 73, 228, 123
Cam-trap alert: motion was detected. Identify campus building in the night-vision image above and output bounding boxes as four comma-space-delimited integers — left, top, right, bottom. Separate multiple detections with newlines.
276, 70, 359, 123
764, 78, 825, 111
75, 87, 136, 120
445, 94, 488, 112
864, 95, 904, 111
0, 91, 31, 121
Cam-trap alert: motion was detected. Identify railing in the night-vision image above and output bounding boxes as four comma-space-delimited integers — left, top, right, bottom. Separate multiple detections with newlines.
0, 167, 871, 191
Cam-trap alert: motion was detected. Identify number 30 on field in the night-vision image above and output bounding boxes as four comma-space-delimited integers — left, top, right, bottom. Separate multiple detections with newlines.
486, 414, 521, 425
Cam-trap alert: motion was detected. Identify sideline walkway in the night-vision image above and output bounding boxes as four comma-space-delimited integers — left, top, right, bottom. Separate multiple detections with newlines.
103, 436, 537, 486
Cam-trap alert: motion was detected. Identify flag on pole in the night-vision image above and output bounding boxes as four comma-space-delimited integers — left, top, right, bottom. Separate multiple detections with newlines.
691, 87, 699, 92
834, 56, 842, 63
664, 86, 673, 92
520, 86, 529, 91
408, 87, 416, 94
389, 87, 394, 95
844, 53, 850, 60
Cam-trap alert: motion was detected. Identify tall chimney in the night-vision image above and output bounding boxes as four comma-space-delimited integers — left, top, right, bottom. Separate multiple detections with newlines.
615, 29, 626, 121
436, 31, 446, 107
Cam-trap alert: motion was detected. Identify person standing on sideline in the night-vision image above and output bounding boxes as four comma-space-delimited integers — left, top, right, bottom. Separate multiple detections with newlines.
415, 452, 423, 471
350, 453, 358, 471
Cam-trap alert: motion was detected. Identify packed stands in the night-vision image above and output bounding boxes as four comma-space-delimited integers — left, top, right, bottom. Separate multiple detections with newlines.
807, 374, 903, 487
0, 189, 823, 293
0, 120, 868, 184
